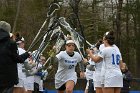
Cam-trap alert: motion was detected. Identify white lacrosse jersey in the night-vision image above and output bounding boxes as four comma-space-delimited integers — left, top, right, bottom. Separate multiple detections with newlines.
98, 46, 123, 87
55, 51, 82, 89
99, 44, 122, 85
92, 50, 103, 87
85, 59, 95, 80
17, 48, 26, 70
34, 63, 43, 84
34, 63, 44, 91
99, 44, 122, 59
99, 44, 105, 51
14, 48, 26, 87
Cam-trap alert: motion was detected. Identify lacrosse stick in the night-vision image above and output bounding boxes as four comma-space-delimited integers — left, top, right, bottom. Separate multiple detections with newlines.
59, 17, 94, 47
27, 3, 60, 51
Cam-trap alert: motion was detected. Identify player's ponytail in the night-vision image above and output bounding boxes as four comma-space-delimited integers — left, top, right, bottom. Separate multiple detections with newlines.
104, 31, 115, 45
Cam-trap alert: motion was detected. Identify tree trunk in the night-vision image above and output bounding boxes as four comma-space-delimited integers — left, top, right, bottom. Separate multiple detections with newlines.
91, 0, 98, 41
135, 0, 140, 78
125, 0, 130, 66
12, 0, 21, 32
115, 0, 123, 47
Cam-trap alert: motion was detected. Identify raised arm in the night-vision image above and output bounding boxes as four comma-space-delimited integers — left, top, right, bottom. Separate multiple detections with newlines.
86, 49, 102, 63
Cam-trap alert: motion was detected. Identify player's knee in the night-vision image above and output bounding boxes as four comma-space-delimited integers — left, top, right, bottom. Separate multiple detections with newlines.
66, 87, 73, 93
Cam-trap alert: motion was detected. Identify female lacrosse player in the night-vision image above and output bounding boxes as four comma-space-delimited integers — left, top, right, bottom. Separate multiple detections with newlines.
90, 40, 104, 93
14, 34, 26, 93
84, 54, 95, 93
87, 31, 123, 93
55, 40, 85, 93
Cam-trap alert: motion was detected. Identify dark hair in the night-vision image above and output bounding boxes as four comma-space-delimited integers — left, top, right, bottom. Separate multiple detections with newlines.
104, 31, 115, 45
95, 39, 103, 49
15, 33, 24, 44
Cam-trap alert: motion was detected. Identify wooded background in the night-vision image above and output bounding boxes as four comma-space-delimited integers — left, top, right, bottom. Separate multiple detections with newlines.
0, 0, 140, 78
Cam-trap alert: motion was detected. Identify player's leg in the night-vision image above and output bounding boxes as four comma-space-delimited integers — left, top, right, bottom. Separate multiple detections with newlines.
13, 87, 25, 93
103, 87, 114, 93
96, 87, 103, 93
84, 81, 89, 93
57, 84, 65, 93
88, 79, 95, 93
65, 80, 75, 93
114, 87, 121, 93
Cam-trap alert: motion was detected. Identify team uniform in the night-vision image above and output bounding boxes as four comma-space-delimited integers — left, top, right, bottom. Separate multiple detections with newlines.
34, 63, 44, 92
24, 61, 35, 91
98, 44, 106, 86
55, 51, 82, 89
15, 48, 34, 91
24, 75, 34, 91
85, 59, 95, 80
85, 59, 95, 90
98, 46, 123, 87
94, 60, 103, 87
14, 48, 26, 87
88, 49, 103, 88
99, 44, 122, 85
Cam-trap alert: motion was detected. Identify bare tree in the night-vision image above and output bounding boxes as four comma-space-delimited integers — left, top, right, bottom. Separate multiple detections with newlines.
12, 0, 21, 32
115, 0, 123, 47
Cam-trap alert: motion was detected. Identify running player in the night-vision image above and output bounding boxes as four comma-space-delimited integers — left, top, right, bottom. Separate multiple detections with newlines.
54, 40, 85, 93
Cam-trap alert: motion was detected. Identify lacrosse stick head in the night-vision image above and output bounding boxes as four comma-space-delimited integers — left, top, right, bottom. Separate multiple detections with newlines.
47, 3, 60, 17
59, 17, 70, 28
50, 31, 64, 40
50, 26, 65, 40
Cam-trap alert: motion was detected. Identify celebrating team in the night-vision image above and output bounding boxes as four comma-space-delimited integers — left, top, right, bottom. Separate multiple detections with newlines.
0, 21, 124, 93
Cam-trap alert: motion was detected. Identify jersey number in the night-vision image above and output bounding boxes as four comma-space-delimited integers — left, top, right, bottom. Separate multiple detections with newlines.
68, 65, 74, 69
112, 54, 120, 65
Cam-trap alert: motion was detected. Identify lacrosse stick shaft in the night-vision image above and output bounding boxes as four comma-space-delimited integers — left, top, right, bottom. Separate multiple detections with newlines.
27, 18, 48, 51
43, 57, 51, 67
